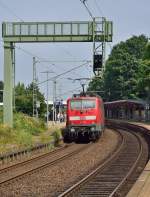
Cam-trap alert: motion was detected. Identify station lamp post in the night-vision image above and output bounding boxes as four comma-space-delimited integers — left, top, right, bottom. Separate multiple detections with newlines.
41, 70, 54, 128
33, 57, 55, 127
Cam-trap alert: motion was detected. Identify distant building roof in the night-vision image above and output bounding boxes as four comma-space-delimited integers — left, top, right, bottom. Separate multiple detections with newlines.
104, 99, 145, 109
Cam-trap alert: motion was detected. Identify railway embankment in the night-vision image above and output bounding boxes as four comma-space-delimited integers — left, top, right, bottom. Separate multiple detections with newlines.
0, 112, 63, 156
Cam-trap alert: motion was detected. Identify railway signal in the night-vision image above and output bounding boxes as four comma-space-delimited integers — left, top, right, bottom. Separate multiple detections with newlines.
93, 54, 103, 72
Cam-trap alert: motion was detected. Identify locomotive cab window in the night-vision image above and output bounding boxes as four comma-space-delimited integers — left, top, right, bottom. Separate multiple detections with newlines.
70, 100, 82, 109
70, 99, 96, 110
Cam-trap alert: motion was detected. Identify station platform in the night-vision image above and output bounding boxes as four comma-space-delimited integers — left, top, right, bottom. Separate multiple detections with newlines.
125, 122, 150, 197
129, 122, 150, 131
127, 161, 150, 197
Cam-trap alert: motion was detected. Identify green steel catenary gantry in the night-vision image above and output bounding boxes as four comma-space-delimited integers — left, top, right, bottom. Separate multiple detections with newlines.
2, 18, 113, 127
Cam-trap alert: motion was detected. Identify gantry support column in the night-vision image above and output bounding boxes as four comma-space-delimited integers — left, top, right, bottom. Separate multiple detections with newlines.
3, 42, 13, 127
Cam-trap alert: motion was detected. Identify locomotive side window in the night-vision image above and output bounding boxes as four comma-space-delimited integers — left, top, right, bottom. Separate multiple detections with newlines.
70, 99, 96, 109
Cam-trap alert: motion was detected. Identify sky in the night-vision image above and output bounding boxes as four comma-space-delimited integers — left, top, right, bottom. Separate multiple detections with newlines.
0, 0, 149, 101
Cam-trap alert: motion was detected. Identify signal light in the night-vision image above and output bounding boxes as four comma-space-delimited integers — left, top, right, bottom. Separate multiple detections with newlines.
93, 54, 103, 72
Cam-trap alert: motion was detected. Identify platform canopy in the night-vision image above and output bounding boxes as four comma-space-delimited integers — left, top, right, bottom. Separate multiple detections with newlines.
104, 100, 145, 110
2, 20, 113, 42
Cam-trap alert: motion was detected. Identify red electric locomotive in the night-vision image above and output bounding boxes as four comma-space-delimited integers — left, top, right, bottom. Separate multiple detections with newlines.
63, 94, 105, 142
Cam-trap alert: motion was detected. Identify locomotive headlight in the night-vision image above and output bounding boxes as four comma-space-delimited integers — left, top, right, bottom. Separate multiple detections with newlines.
90, 127, 95, 131
70, 128, 75, 132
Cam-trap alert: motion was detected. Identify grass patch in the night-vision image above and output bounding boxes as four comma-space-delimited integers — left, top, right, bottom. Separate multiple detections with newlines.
52, 129, 61, 146
0, 112, 64, 154
14, 113, 45, 135
0, 124, 13, 144
39, 133, 53, 144
0, 110, 3, 124
14, 130, 33, 147
0, 112, 46, 154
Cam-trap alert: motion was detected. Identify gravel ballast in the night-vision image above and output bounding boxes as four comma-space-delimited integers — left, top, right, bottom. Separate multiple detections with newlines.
0, 129, 119, 197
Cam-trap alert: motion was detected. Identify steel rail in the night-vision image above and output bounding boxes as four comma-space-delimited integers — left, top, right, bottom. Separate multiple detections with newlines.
59, 128, 146, 197
58, 130, 124, 197
0, 138, 63, 162
109, 131, 144, 197
0, 143, 92, 185
0, 144, 69, 174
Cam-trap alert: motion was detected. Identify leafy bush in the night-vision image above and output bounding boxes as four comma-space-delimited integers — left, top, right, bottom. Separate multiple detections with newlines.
53, 129, 61, 146
0, 112, 47, 153
13, 113, 46, 135
15, 82, 46, 118
0, 112, 63, 153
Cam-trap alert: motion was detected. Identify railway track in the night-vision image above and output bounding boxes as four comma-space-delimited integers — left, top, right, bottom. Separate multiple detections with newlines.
0, 144, 67, 170
0, 143, 92, 185
59, 129, 148, 197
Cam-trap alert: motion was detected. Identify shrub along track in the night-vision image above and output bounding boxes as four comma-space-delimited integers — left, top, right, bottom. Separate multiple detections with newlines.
59, 128, 148, 197
0, 129, 119, 196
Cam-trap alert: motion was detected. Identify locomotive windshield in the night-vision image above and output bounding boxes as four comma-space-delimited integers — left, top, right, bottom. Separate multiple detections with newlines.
70, 99, 96, 110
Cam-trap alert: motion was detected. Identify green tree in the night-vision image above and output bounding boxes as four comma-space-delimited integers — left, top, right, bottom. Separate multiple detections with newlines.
137, 43, 150, 100
108, 35, 147, 62
26, 83, 46, 118
15, 82, 46, 118
104, 52, 140, 100
143, 43, 150, 60
88, 77, 105, 99
137, 60, 150, 99
88, 35, 148, 101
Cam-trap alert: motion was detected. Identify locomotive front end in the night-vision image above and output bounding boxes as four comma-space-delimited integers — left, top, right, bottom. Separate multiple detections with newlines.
64, 96, 104, 142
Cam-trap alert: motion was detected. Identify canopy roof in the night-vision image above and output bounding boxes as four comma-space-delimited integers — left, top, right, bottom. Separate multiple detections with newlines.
104, 100, 145, 110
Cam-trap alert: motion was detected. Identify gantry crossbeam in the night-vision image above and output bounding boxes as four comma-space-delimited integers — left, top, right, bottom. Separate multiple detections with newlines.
2, 21, 113, 42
